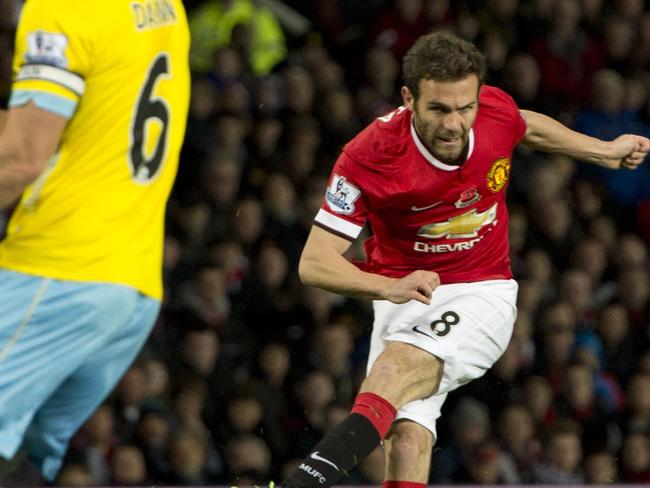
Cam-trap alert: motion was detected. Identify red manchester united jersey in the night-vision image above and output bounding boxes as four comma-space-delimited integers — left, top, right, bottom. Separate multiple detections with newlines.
314, 85, 527, 284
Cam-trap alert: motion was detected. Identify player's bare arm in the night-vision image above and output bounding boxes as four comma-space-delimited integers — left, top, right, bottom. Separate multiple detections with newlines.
0, 102, 66, 209
520, 109, 650, 169
299, 225, 440, 304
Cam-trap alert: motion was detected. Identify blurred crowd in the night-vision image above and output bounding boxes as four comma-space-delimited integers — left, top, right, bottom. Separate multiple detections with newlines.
2, 0, 650, 486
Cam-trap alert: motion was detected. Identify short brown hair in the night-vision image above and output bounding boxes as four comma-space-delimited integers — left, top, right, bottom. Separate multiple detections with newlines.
403, 31, 486, 99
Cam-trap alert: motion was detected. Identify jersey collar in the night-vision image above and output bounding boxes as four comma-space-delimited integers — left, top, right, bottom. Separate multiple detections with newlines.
410, 115, 475, 171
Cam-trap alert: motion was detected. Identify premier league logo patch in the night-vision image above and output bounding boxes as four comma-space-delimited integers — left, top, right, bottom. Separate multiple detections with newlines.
486, 157, 511, 193
25, 31, 68, 68
325, 174, 361, 215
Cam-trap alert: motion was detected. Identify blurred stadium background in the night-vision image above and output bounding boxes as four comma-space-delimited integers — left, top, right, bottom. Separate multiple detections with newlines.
0, 0, 649, 486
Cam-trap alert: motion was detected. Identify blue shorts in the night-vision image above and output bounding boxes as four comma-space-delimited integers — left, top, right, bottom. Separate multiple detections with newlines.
0, 270, 159, 481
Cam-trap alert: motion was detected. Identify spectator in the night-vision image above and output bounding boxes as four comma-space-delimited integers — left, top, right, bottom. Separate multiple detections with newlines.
54, 463, 93, 488
69, 404, 116, 485
109, 445, 149, 486
166, 430, 215, 485
529, 0, 603, 110
615, 372, 650, 437
597, 303, 640, 384
223, 434, 272, 484
619, 431, 650, 483
522, 375, 556, 428
584, 450, 619, 484
189, 0, 287, 76
309, 322, 356, 405
532, 419, 584, 484
497, 403, 541, 482
430, 397, 491, 483
135, 408, 171, 482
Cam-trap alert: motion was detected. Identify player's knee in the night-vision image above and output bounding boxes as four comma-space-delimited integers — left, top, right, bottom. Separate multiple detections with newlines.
385, 423, 433, 464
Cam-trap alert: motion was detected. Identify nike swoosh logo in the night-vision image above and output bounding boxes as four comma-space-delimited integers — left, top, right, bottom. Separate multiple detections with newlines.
310, 452, 339, 471
412, 325, 437, 339
411, 201, 442, 212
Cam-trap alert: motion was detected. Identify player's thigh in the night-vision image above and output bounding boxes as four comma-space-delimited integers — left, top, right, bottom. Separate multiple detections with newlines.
24, 293, 159, 480
0, 271, 142, 459
0, 272, 140, 409
360, 341, 444, 408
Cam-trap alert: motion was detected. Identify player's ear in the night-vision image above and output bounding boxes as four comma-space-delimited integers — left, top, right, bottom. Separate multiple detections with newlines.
401, 86, 415, 111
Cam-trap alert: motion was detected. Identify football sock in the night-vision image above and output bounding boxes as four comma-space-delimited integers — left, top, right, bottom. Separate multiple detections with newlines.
283, 392, 396, 488
382, 481, 427, 488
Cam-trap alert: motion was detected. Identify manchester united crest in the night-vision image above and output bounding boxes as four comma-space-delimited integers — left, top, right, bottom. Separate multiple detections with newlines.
486, 157, 510, 193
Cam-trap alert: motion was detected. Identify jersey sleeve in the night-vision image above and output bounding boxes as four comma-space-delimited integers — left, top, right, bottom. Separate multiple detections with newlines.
481, 85, 527, 145
9, 0, 93, 118
314, 151, 371, 241
500, 89, 527, 143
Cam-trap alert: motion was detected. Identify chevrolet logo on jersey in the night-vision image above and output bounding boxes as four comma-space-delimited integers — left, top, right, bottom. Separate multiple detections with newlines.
416, 203, 498, 239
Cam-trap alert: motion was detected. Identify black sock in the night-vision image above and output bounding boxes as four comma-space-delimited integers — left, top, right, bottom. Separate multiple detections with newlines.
282, 413, 381, 488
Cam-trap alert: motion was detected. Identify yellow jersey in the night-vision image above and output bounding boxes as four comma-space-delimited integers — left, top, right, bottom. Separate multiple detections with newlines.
0, 0, 190, 299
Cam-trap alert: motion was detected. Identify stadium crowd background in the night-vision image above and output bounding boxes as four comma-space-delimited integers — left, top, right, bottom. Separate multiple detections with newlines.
1, 0, 650, 485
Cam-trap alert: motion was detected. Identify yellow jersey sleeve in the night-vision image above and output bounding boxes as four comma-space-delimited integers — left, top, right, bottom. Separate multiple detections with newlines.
10, 0, 95, 117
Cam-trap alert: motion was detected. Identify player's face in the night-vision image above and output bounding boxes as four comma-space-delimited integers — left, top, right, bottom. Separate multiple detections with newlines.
402, 75, 480, 163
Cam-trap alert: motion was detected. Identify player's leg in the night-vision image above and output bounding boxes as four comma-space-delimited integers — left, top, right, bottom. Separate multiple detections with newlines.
380, 279, 518, 486
282, 340, 444, 488
383, 420, 434, 483
283, 279, 518, 488
22, 290, 159, 481
0, 271, 134, 462
381, 391, 447, 486
358, 341, 443, 406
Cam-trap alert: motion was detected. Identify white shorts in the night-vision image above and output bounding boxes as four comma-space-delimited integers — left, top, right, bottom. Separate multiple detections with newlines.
368, 279, 518, 438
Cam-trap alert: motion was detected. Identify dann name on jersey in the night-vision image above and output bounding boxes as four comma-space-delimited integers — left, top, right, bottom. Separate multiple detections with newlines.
131, 0, 177, 30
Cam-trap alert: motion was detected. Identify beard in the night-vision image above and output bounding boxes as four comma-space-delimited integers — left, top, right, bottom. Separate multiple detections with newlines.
413, 116, 469, 164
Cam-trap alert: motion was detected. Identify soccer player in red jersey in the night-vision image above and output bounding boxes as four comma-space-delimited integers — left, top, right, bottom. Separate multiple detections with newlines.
282, 31, 649, 488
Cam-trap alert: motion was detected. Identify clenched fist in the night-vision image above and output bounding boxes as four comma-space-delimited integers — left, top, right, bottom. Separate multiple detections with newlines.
383, 270, 440, 304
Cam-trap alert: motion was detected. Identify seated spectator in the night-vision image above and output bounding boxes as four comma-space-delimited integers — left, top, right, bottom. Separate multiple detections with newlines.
69, 403, 116, 485
166, 430, 216, 485
529, 0, 603, 110
497, 403, 541, 482
224, 434, 272, 484
619, 431, 650, 483
54, 463, 93, 487
109, 444, 149, 486
309, 321, 356, 405
574, 69, 650, 209
456, 440, 521, 484
584, 450, 619, 484
135, 407, 171, 482
533, 419, 584, 484
615, 372, 650, 437
430, 397, 491, 483
597, 303, 641, 383
522, 375, 556, 429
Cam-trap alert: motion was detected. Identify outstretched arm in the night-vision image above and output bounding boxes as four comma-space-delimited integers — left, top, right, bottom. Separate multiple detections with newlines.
520, 109, 650, 170
299, 225, 440, 304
